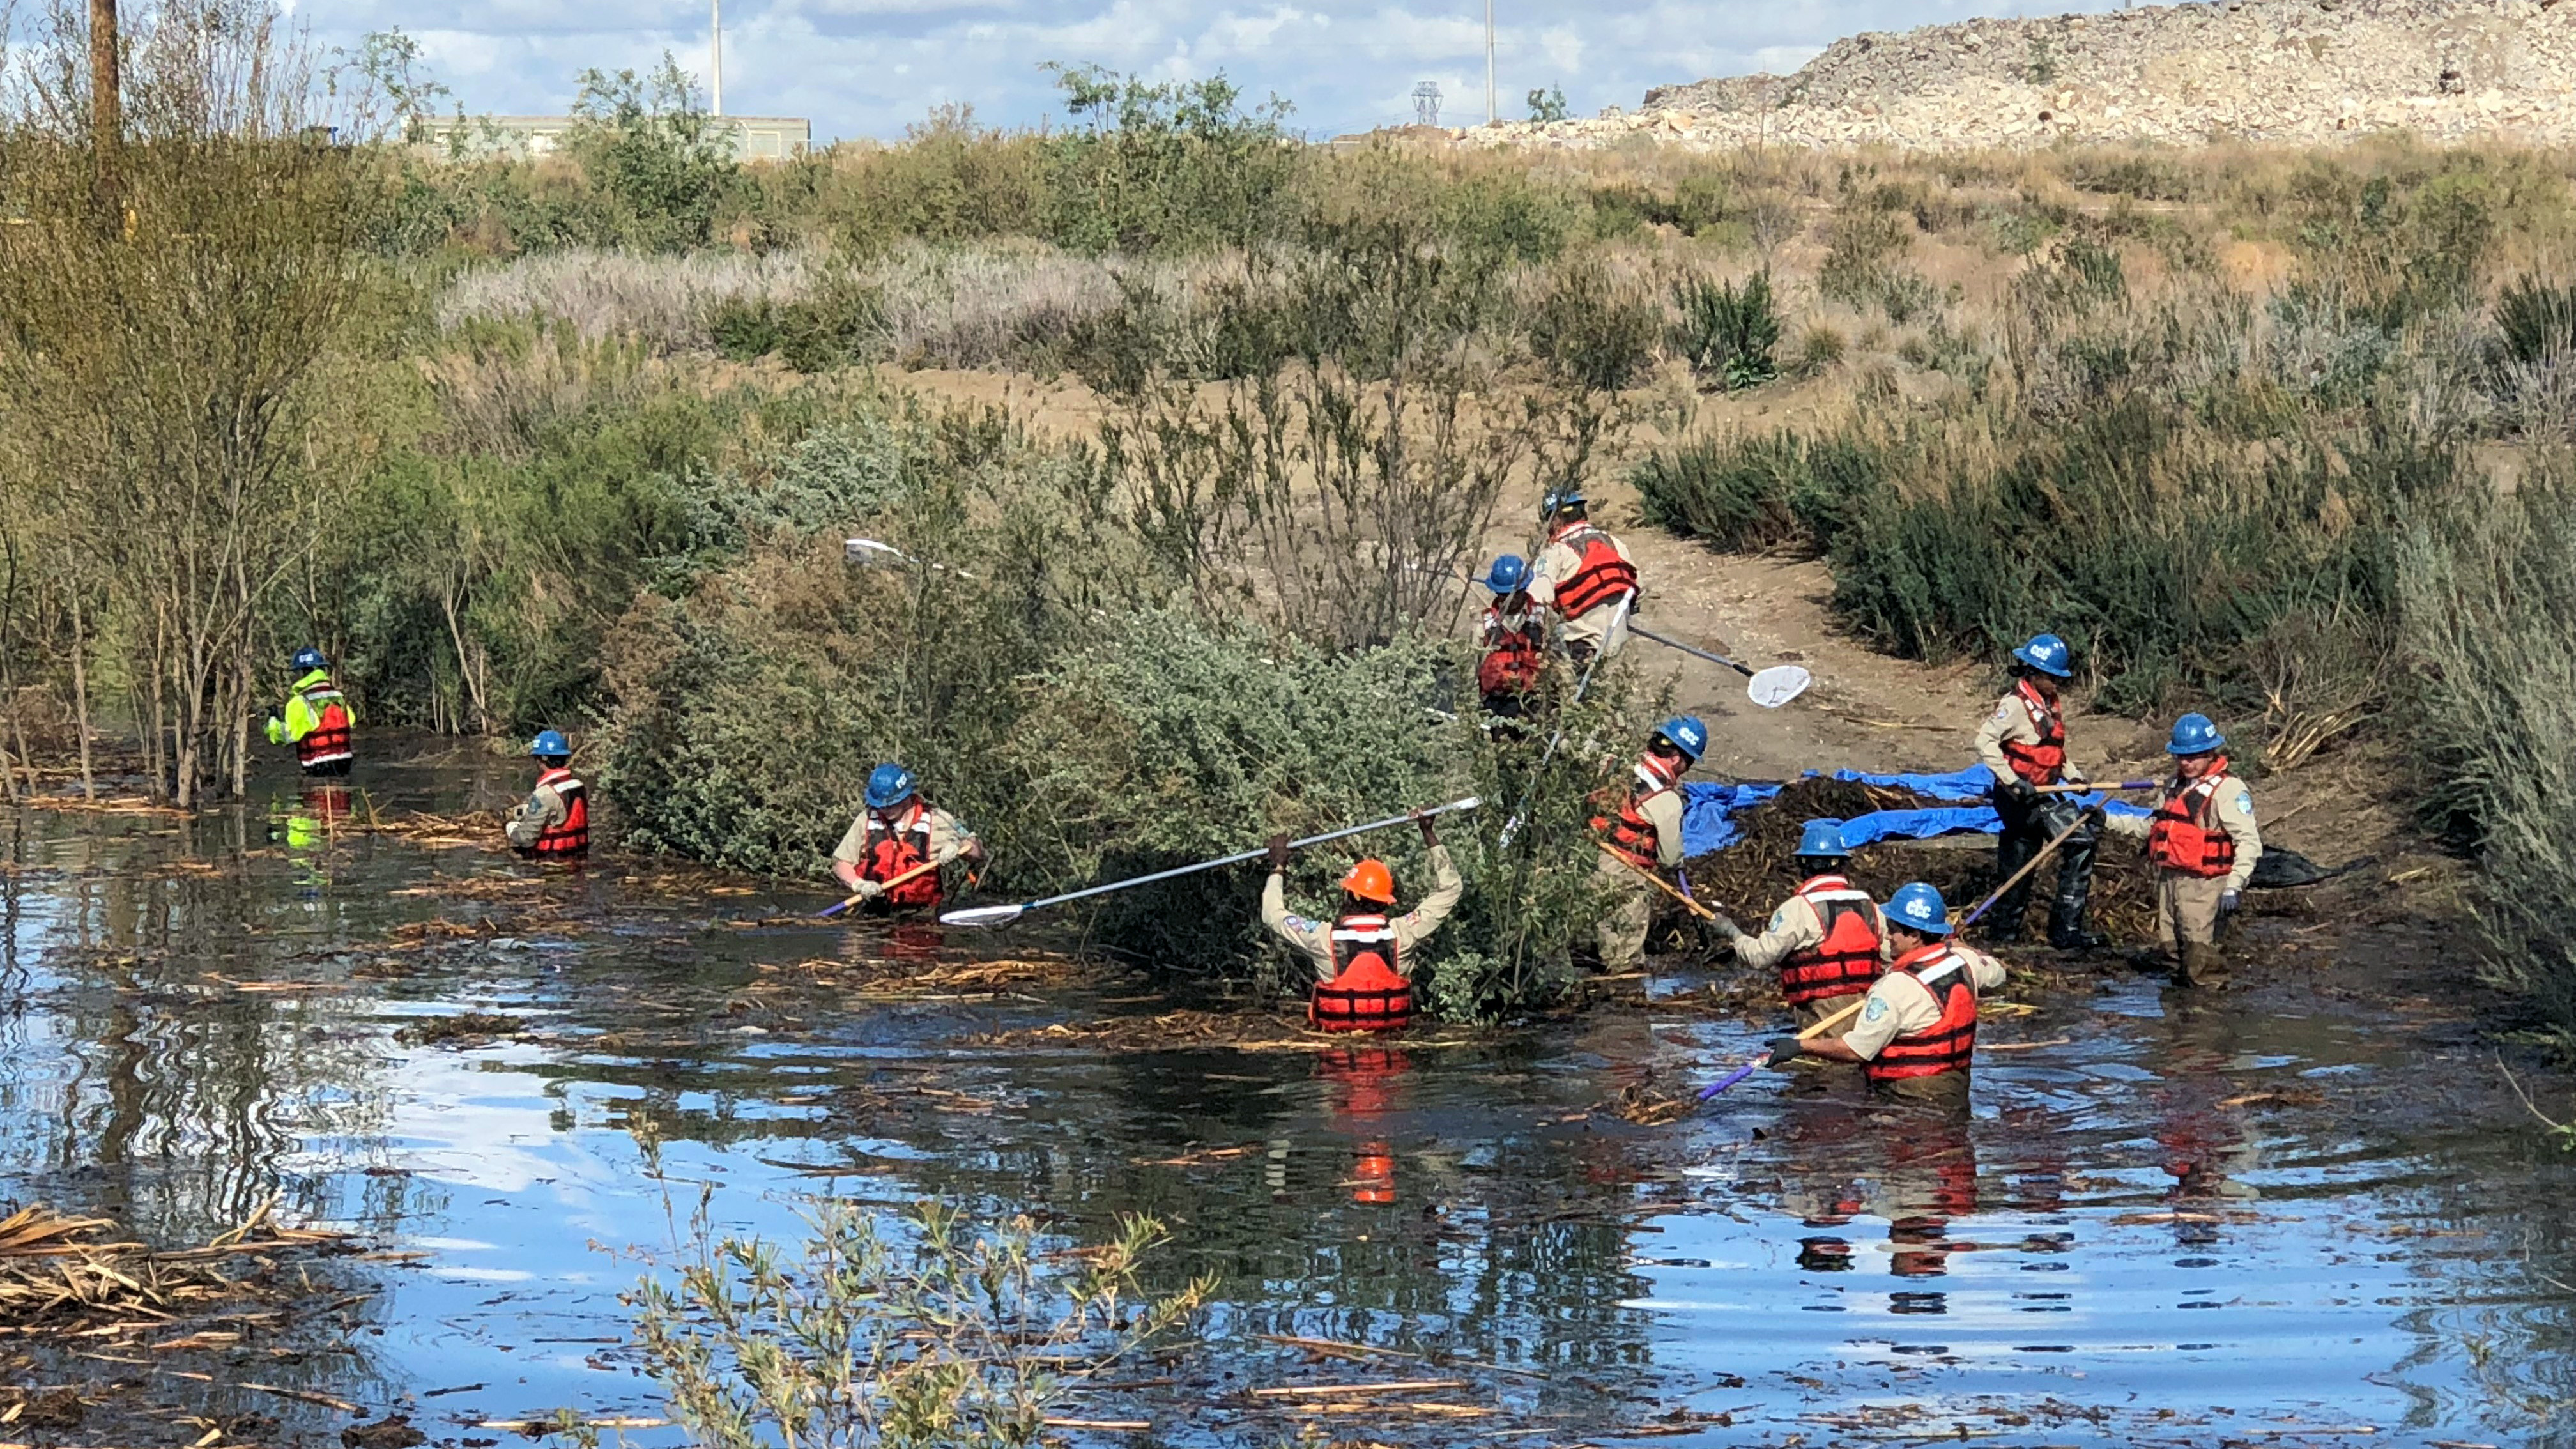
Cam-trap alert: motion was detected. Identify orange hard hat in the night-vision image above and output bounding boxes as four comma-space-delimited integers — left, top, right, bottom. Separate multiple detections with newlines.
1340, 857, 1397, 904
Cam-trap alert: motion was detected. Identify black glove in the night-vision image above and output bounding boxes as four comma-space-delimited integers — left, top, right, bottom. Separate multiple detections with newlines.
1415, 811, 1440, 847
1266, 834, 1291, 872
1765, 1035, 1805, 1065
1998, 778, 2037, 807
2082, 802, 2108, 829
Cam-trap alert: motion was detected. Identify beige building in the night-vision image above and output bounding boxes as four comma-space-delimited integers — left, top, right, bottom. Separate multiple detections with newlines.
419, 114, 811, 162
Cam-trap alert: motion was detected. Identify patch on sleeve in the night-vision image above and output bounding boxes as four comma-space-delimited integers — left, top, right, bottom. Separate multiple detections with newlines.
1993, 699, 2016, 721
1284, 916, 1316, 935
2234, 790, 2253, 815
1862, 995, 1890, 1023
1766, 907, 1791, 933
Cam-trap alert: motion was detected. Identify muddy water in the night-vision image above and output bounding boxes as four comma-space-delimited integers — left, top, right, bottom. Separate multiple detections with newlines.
4, 745, 2575, 1448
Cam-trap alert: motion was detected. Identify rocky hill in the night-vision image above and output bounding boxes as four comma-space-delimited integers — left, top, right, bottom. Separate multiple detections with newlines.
1462, 0, 2576, 151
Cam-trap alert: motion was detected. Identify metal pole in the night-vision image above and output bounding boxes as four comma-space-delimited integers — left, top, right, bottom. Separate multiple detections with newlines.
710, 0, 723, 116
1485, 0, 1496, 123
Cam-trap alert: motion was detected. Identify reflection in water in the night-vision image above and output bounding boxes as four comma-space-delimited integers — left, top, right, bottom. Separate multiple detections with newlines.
0, 747, 2569, 1445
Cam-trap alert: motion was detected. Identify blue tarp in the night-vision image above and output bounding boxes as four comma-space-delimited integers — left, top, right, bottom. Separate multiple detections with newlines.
1678, 765, 2152, 858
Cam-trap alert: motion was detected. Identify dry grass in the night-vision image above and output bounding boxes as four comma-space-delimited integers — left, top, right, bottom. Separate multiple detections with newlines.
436, 247, 821, 349
0, 1199, 357, 1334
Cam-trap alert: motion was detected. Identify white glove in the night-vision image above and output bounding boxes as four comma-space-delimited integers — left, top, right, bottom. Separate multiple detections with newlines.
852, 879, 886, 901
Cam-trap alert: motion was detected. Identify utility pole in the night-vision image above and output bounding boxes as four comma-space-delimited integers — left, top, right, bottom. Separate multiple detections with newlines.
710, 0, 724, 116
89, 0, 119, 212
1485, 0, 1496, 123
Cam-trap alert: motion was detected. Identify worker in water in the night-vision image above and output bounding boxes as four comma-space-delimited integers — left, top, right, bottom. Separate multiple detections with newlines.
1770, 883, 2006, 1112
1710, 819, 1888, 1032
1476, 553, 1547, 723
1263, 809, 1461, 1033
264, 647, 354, 777
831, 763, 983, 914
1592, 715, 1705, 972
2104, 713, 2263, 989
504, 730, 590, 861
1974, 632, 2104, 949
1528, 489, 1639, 666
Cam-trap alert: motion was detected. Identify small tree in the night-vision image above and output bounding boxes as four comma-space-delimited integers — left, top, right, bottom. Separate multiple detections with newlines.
0, 0, 390, 803
1526, 85, 1570, 123
564, 56, 740, 251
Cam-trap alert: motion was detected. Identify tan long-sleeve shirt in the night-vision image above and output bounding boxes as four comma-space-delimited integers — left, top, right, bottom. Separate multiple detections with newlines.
1974, 686, 2087, 786
1529, 527, 1638, 654
1263, 845, 1464, 983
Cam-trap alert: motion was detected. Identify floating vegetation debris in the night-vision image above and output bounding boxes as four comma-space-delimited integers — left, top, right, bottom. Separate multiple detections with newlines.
396, 1012, 528, 1045
0, 1199, 362, 1336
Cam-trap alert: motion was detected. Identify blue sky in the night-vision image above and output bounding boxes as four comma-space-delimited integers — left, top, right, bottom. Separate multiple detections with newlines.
320, 0, 2128, 143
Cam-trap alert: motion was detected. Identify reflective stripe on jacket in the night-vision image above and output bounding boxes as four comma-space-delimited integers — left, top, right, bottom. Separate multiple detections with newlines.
1867, 944, 1980, 1083
295, 677, 353, 769
532, 768, 590, 858
2149, 762, 2237, 878
1313, 914, 1414, 1032
1549, 526, 1639, 620
1781, 875, 1885, 1006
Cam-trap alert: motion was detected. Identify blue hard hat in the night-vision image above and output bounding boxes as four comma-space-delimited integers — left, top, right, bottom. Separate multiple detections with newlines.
1540, 488, 1588, 521
530, 729, 571, 758
864, 763, 919, 810
2167, 712, 2225, 755
1796, 819, 1850, 859
1655, 715, 1709, 763
2011, 632, 2073, 678
1885, 882, 1953, 936
1481, 554, 1530, 594
291, 647, 327, 672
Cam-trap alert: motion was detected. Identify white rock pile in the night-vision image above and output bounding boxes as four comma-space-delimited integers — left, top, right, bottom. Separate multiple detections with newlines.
1453, 0, 2576, 151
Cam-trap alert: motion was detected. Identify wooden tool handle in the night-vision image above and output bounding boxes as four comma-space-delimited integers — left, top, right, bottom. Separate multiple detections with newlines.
820, 855, 944, 917
1598, 843, 1717, 921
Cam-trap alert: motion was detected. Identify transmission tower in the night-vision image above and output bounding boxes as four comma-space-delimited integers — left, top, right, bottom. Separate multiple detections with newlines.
1413, 80, 1443, 126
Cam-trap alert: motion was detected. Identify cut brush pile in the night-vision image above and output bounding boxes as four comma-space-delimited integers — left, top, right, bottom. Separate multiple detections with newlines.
1682, 778, 2163, 948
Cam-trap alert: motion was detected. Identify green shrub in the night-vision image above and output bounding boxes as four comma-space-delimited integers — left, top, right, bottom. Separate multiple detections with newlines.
1041, 66, 1299, 256
1631, 431, 1881, 553
634, 1197, 1208, 1449
2400, 471, 2576, 1039
1529, 259, 1660, 392
2497, 274, 2576, 366
560, 57, 745, 252
1669, 270, 1781, 390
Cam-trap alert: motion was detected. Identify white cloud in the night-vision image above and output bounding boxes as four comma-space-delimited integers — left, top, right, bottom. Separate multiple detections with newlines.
314, 0, 2134, 142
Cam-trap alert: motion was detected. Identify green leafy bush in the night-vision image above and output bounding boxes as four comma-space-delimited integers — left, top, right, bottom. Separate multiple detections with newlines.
634, 1195, 1208, 1449
1669, 270, 1781, 390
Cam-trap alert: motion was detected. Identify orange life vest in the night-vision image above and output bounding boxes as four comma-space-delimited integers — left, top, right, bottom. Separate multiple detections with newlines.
862, 803, 944, 908
1998, 679, 2066, 786
1478, 601, 1546, 698
1549, 525, 1639, 620
298, 681, 353, 770
1593, 753, 1681, 869
1780, 875, 1886, 1006
1312, 914, 1414, 1033
532, 767, 590, 859
1867, 944, 1981, 1084
2148, 760, 2237, 878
